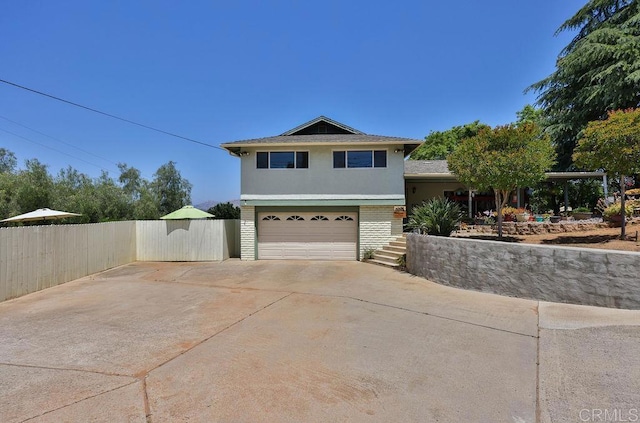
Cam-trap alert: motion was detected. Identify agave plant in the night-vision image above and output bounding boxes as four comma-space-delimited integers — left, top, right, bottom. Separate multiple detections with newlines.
407, 198, 462, 236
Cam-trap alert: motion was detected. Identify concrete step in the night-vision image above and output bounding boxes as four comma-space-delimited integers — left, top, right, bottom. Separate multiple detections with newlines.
372, 253, 401, 266
382, 245, 405, 254
367, 258, 400, 268
389, 241, 406, 248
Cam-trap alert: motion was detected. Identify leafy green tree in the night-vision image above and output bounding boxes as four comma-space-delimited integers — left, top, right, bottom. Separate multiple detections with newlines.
448, 123, 556, 237
118, 163, 142, 201
94, 171, 129, 221
516, 105, 544, 127
0, 148, 17, 173
133, 182, 160, 220
0, 171, 18, 219
410, 121, 490, 160
206, 202, 240, 219
151, 161, 192, 215
52, 166, 95, 223
15, 159, 53, 213
529, 0, 640, 170
574, 108, 640, 238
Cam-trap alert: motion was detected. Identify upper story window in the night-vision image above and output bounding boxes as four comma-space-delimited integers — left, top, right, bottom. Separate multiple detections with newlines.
333, 150, 387, 168
257, 151, 309, 169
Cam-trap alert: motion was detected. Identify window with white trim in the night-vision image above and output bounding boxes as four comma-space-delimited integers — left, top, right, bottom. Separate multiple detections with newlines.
333, 150, 387, 168
257, 151, 309, 169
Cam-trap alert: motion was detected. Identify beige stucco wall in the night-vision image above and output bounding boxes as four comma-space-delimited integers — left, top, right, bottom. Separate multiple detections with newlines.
405, 181, 465, 213
240, 145, 406, 197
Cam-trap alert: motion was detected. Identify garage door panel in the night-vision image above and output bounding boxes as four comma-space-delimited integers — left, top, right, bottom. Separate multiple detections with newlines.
258, 212, 357, 260
258, 242, 355, 260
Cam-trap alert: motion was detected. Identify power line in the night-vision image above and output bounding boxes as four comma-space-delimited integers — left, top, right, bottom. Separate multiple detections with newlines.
0, 78, 226, 151
0, 127, 118, 174
0, 114, 119, 167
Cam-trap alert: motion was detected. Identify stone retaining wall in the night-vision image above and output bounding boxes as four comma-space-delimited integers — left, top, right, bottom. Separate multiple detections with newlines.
470, 221, 611, 235
406, 233, 640, 309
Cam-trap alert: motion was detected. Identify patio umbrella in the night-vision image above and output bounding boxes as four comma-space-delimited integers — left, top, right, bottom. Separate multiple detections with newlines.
160, 205, 214, 220
1, 208, 82, 223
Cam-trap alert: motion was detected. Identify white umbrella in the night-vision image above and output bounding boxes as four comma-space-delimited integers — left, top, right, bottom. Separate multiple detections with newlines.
1, 208, 82, 223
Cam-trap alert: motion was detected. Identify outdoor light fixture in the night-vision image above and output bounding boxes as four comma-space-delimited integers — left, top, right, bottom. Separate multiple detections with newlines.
239, 151, 250, 157
394, 148, 403, 153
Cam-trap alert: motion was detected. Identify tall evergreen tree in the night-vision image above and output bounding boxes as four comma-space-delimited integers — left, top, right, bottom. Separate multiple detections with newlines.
529, 0, 640, 170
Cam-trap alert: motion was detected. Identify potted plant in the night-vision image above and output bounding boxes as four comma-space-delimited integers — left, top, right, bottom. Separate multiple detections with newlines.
549, 215, 562, 223
603, 202, 634, 226
501, 206, 517, 222
514, 207, 530, 222
572, 206, 593, 220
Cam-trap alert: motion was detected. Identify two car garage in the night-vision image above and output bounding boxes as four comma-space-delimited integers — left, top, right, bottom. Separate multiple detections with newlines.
257, 211, 358, 260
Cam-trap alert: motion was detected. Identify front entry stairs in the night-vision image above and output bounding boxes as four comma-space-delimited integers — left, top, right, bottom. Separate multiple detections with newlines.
367, 234, 406, 268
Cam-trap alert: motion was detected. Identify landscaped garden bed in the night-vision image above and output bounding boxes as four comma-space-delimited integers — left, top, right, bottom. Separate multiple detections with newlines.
467, 218, 629, 236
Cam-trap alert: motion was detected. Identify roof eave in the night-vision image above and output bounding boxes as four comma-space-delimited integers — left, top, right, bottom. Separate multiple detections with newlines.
221, 141, 421, 148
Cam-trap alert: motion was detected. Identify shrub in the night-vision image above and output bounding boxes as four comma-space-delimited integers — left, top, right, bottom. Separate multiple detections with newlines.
407, 198, 461, 236
362, 248, 376, 260
396, 253, 406, 270
603, 202, 634, 218
573, 206, 591, 213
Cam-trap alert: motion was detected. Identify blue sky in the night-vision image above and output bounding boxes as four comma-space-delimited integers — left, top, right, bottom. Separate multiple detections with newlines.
0, 0, 584, 204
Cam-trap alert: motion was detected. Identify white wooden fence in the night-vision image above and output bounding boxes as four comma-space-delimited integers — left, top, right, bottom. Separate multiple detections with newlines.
0, 219, 240, 302
136, 220, 240, 261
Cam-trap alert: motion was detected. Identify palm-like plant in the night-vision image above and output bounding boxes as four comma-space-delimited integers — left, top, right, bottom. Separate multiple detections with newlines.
406, 198, 462, 236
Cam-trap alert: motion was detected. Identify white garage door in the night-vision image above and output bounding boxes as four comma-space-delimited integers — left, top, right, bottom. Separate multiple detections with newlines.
257, 211, 358, 260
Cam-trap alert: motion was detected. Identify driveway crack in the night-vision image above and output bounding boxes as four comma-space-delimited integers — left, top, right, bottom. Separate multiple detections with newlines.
299, 292, 539, 339
19, 380, 139, 423
0, 362, 135, 379
145, 292, 293, 375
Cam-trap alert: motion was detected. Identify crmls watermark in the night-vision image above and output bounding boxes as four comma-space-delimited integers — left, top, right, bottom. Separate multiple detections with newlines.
579, 408, 639, 422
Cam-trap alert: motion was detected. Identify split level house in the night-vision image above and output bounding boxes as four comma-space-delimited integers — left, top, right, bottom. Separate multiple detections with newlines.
222, 116, 422, 261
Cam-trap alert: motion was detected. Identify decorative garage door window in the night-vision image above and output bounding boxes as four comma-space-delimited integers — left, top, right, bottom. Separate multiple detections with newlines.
310, 215, 329, 221
262, 215, 281, 221
286, 215, 305, 221
335, 215, 354, 221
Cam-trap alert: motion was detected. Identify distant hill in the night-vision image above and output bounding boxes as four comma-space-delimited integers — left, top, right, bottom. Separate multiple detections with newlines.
194, 199, 240, 211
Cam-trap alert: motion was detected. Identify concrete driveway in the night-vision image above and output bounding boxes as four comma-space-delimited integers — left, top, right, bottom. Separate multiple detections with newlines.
1, 261, 639, 422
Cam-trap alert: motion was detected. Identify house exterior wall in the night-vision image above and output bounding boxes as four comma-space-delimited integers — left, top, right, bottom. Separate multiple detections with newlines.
240, 205, 256, 261
359, 206, 403, 258
240, 145, 405, 197
405, 180, 463, 213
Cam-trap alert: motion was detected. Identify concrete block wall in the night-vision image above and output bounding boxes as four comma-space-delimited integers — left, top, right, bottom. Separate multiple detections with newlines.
240, 206, 256, 260
407, 233, 640, 310
359, 206, 403, 258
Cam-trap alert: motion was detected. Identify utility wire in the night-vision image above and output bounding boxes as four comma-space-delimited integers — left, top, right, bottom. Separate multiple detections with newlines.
0, 127, 118, 174
0, 78, 226, 151
0, 114, 119, 167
